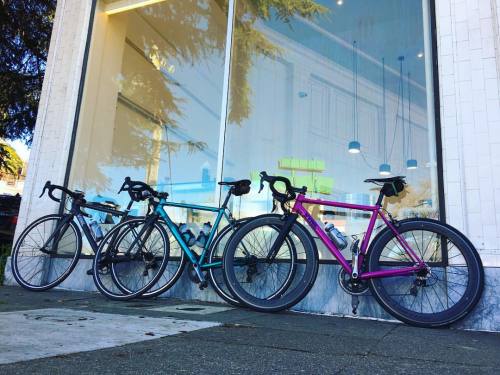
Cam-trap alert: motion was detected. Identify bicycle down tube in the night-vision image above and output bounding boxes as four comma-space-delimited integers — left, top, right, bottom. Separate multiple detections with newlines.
155, 199, 231, 271
291, 194, 426, 280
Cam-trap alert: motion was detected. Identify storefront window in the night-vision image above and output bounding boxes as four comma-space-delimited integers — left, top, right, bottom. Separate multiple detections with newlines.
222, 0, 439, 259
69, 0, 229, 252
69, 0, 440, 259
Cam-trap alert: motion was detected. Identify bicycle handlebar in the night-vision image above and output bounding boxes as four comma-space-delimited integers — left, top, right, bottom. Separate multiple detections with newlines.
258, 171, 307, 204
39, 181, 85, 203
118, 177, 168, 202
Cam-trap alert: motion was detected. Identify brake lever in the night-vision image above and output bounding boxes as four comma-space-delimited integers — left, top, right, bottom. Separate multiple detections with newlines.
39, 181, 50, 198
118, 177, 131, 194
258, 171, 268, 193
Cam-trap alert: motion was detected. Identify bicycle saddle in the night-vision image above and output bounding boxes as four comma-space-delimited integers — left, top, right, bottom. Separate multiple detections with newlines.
218, 179, 251, 186
218, 179, 251, 196
364, 176, 406, 185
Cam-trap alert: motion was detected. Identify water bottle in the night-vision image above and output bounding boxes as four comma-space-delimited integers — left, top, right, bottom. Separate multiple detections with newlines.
195, 222, 212, 248
179, 223, 196, 247
324, 223, 348, 250
90, 220, 104, 242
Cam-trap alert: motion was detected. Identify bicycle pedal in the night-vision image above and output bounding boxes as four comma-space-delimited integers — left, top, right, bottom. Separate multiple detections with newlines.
199, 280, 209, 290
86, 269, 93, 276
351, 295, 359, 315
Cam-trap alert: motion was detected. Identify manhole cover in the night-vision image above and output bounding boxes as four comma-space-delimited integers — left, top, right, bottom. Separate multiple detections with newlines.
149, 304, 233, 315
24, 312, 96, 323
176, 307, 205, 312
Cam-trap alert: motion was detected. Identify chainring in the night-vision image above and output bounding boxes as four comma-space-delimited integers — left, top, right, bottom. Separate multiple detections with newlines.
338, 268, 369, 295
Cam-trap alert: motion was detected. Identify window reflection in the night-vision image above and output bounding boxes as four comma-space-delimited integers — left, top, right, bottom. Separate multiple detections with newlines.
70, 0, 229, 253
223, 0, 439, 259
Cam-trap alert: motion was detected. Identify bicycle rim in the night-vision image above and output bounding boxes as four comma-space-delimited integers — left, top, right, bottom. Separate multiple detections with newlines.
12, 214, 81, 291
368, 219, 484, 327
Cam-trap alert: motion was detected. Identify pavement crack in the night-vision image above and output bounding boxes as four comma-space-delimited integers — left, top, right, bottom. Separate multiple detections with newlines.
174, 335, 314, 354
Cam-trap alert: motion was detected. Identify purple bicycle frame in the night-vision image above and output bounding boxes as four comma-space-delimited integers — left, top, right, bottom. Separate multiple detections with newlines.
292, 194, 426, 280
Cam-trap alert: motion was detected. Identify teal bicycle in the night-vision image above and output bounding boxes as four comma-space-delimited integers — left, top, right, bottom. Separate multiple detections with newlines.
92, 178, 296, 303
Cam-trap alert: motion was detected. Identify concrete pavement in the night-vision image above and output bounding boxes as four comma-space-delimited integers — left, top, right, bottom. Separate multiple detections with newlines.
0, 286, 499, 374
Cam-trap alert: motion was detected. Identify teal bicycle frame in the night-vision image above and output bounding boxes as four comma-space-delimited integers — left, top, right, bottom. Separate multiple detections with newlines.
152, 196, 235, 283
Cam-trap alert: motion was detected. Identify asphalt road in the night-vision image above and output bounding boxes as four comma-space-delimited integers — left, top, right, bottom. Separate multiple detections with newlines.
0, 286, 499, 374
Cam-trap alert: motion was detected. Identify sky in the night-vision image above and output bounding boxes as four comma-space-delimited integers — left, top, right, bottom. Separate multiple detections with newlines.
8, 139, 30, 162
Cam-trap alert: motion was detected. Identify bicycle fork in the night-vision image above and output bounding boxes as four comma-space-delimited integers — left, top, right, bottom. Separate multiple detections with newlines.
266, 214, 298, 262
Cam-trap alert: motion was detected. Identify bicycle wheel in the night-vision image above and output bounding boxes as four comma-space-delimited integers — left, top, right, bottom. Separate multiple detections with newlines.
209, 215, 298, 307
11, 214, 82, 291
208, 220, 247, 306
367, 218, 484, 328
223, 216, 319, 312
92, 218, 169, 300
138, 222, 187, 299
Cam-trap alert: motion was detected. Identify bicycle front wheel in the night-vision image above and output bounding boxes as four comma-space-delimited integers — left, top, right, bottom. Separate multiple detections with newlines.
223, 216, 319, 312
92, 218, 169, 300
11, 214, 82, 291
367, 219, 484, 328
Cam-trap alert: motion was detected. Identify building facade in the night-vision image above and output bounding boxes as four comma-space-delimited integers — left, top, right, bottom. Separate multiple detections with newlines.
4, 0, 500, 331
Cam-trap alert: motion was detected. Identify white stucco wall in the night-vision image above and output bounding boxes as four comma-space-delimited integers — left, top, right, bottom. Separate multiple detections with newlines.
14, 0, 95, 239
435, 0, 500, 266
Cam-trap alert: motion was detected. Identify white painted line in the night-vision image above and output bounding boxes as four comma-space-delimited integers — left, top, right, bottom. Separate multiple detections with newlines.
0, 308, 219, 365
148, 304, 233, 315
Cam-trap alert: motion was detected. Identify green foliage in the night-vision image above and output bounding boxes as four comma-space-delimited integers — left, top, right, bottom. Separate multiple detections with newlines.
0, 243, 12, 285
246, 0, 327, 22
0, 0, 56, 145
0, 142, 23, 175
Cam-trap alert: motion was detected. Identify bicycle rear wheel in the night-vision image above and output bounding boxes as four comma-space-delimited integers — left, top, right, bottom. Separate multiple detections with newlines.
223, 216, 318, 312
92, 218, 169, 300
139, 222, 187, 299
367, 219, 484, 328
11, 214, 82, 291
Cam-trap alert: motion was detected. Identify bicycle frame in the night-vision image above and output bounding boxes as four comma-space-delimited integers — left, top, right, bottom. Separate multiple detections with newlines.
292, 194, 426, 280
154, 198, 234, 271
44, 200, 133, 256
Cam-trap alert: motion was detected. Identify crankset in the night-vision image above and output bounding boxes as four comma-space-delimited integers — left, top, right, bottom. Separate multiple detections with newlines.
338, 268, 369, 296
187, 263, 208, 285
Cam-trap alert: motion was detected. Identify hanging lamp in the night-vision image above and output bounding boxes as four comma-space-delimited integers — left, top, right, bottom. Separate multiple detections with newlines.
406, 71, 418, 169
348, 41, 361, 154
379, 58, 391, 176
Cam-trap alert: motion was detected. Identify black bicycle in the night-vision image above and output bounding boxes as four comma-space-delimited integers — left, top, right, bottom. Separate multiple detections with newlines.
10, 181, 139, 291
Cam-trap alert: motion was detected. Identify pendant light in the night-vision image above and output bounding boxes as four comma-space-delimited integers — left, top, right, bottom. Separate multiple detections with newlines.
406, 71, 418, 169
379, 58, 391, 176
348, 41, 361, 154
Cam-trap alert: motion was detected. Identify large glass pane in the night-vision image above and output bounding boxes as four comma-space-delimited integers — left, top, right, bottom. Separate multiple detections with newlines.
223, 0, 439, 260
70, 0, 229, 253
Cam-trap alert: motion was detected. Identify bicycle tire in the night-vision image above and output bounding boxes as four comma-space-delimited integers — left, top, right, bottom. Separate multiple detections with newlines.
367, 218, 484, 328
223, 216, 318, 312
11, 214, 82, 291
209, 214, 299, 307
92, 218, 169, 300
139, 221, 188, 298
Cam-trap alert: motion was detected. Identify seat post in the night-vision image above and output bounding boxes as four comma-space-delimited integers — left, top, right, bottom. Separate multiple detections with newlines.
376, 190, 384, 207
221, 189, 233, 209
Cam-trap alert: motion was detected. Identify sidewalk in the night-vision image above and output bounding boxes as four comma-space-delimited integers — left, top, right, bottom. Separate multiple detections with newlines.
0, 286, 499, 374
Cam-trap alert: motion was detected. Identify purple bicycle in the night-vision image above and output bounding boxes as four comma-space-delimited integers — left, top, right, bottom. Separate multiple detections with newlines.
223, 172, 484, 328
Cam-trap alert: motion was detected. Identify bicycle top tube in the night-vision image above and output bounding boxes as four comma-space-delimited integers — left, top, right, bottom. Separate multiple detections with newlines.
160, 199, 222, 213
